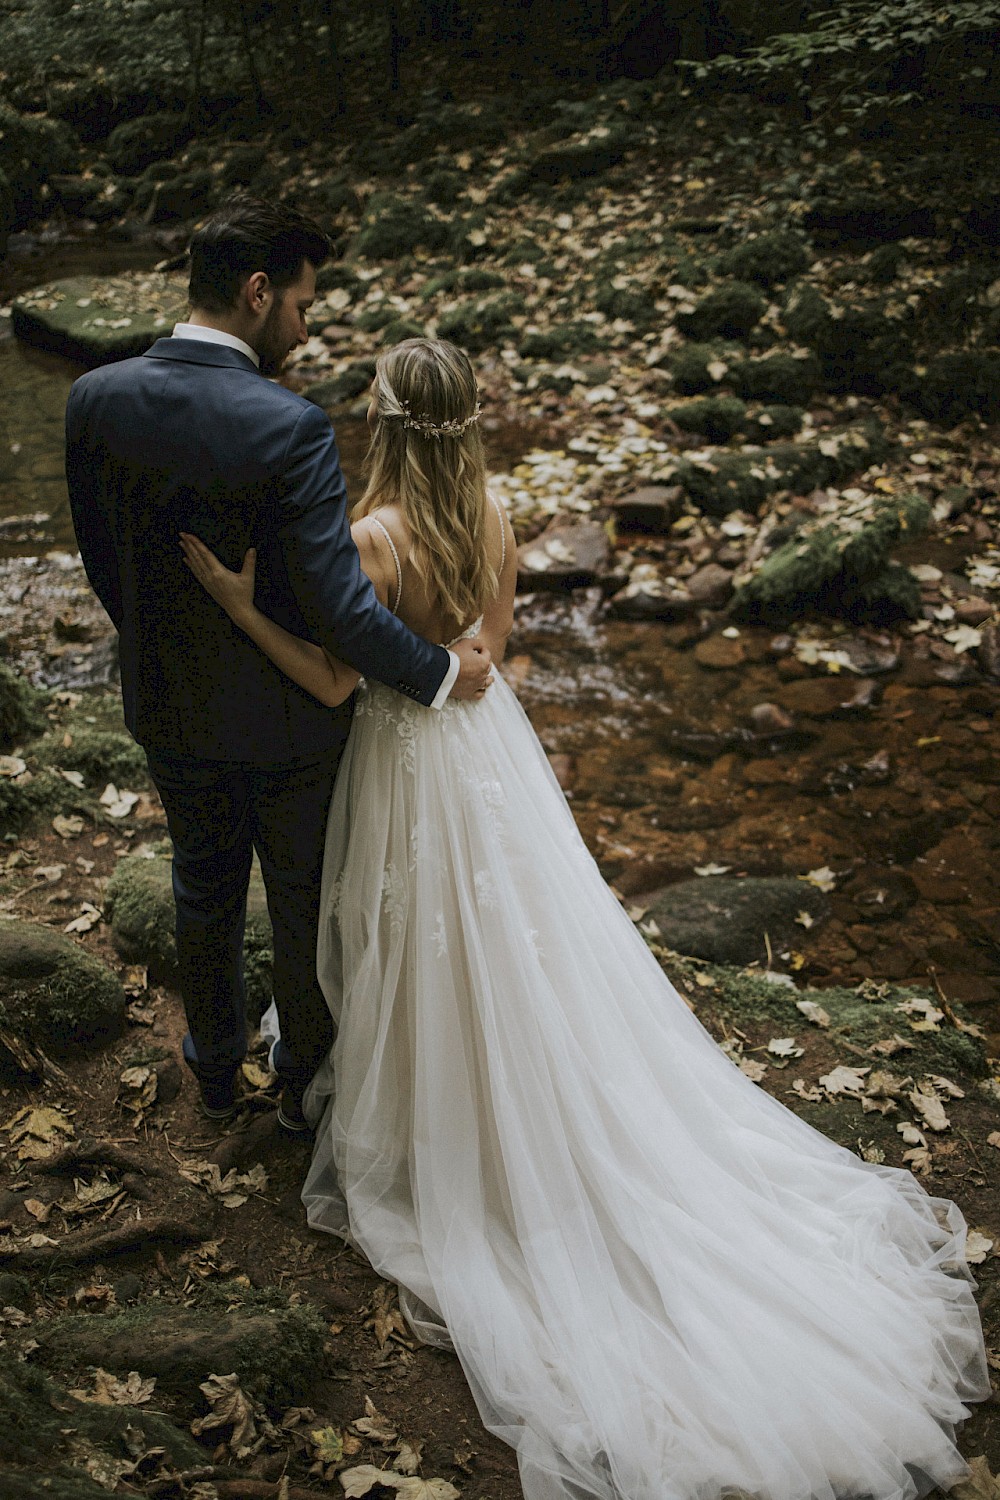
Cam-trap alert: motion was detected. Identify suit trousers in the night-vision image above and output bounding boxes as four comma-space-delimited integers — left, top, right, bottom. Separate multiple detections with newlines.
145, 744, 346, 1091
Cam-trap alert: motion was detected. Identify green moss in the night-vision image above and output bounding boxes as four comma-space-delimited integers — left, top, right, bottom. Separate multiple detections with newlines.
0, 104, 78, 226
438, 293, 523, 352
782, 283, 914, 395
304, 358, 376, 407
594, 282, 652, 325
528, 134, 629, 184
676, 282, 767, 342
716, 230, 810, 288
315, 261, 363, 296
731, 491, 930, 625
420, 267, 505, 299
676, 423, 889, 520
861, 243, 907, 286
672, 396, 747, 443
669, 342, 736, 396
105, 111, 190, 175
220, 143, 267, 187
730, 351, 822, 405
381, 317, 425, 346
908, 351, 1000, 425
0, 921, 125, 1054
420, 166, 465, 206
355, 304, 398, 333
745, 404, 804, 441
30, 727, 147, 788
352, 193, 449, 259
518, 322, 602, 359
0, 767, 88, 834
0, 662, 47, 749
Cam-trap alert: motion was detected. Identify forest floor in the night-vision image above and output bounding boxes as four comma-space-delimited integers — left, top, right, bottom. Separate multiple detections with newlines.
1, 70, 1000, 1499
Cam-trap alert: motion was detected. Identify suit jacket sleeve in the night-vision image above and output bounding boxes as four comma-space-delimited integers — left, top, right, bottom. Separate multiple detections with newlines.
65, 380, 124, 631
275, 403, 450, 707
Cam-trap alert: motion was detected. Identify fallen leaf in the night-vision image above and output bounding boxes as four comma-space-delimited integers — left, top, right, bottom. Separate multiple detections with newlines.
6, 1104, 76, 1160
58, 769, 86, 789
340, 1467, 459, 1500
694, 863, 731, 876
240, 1059, 274, 1092
796, 999, 831, 1029
896, 1121, 927, 1146
869, 1034, 915, 1057
819, 1065, 870, 1096
70, 1368, 156, 1406
99, 784, 140, 819
903, 1145, 933, 1176
64, 902, 102, 934
33, 864, 65, 884
794, 911, 815, 929
909, 1085, 949, 1133
394, 1439, 425, 1475
191, 1373, 262, 1458
738, 1057, 768, 1082
791, 1079, 823, 1102
948, 1455, 1000, 1500
52, 814, 85, 839
310, 1426, 345, 1464
987, 1131, 1000, 1150
0, 756, 26, 778
801, 866, 836, 892
965, 1231, 994, 1266
351, 1395, 398, 1444
767, 1037, 803, 1059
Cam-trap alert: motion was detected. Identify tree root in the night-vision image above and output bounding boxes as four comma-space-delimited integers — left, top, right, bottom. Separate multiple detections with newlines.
150, 1471, 323, 1499
32, 1140, 173, 1203
0, 1213, 212, 1269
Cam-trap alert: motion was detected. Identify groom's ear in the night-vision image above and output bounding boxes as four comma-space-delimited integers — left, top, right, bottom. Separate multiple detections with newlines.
243, 271, 271, 315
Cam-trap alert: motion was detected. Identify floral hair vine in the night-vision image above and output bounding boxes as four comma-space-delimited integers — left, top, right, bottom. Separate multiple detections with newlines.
397, 400, 482, 439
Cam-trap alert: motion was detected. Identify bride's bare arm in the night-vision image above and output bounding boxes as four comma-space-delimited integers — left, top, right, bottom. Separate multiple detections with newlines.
477, 505, 517, 665
179, 531, 386, 708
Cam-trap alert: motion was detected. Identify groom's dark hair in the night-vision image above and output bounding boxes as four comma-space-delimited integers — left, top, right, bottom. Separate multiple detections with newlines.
188, 194, 330, 312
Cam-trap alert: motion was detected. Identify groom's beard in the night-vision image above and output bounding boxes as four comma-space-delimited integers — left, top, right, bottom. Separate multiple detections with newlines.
257, 303, 290, 378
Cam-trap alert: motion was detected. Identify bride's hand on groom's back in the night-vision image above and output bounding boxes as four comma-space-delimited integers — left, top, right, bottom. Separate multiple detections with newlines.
450, 636, 493, 700
179, 533, 256, 627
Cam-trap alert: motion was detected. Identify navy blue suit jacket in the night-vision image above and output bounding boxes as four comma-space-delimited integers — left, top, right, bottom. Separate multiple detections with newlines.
65, 338, 450, 762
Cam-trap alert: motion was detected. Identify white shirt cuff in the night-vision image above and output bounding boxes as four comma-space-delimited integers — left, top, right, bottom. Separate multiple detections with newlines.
430, 650, 461, 710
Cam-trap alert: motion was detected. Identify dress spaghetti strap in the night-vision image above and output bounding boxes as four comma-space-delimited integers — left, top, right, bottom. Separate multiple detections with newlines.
368, 516, 403, 616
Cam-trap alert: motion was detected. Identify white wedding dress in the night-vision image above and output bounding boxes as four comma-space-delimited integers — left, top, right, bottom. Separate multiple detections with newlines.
302, 605, 988, 1500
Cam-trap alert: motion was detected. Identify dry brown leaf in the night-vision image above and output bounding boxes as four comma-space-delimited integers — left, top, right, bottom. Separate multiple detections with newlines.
191, 1373, 260, 1457
796, 999, 831, 1029
340, 1466, 459, 1500
351, 1395, 398, 1445
909, 1086, 949, 1133
949, 1455, 1000, 1500
965, 1231, 994, 1266
819, 1065, 870, 1096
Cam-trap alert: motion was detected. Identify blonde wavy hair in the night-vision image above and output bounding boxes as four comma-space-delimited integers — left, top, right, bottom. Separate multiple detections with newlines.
354, 338, 497, 627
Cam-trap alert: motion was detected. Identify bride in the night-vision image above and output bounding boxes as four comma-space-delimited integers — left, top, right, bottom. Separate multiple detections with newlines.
180, 337, 988, 1500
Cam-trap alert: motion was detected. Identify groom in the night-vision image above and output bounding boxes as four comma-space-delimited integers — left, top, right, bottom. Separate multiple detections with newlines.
65, 195, 492, 1131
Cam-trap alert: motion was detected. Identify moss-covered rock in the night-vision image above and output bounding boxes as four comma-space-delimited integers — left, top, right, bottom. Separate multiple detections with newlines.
104, 111, 191, 175
782, 283, 914, 396
38, 1289, 327, 1407
669, 342, 737, 396
0, 662, 47, 749
381, 317, 425, 346
315, 261, 363, 296
672, 395, 747, 443
134, 168, 215, 225
0, 767, 87, 835
421, 267, 505, 299
528, 134, 629, 184
438, 292, 523, 352
0, 104, 79, 228
744, 404, 804, 442
731, 491, 930, 625
730, 351, 822, 405
304, 358, 376, 407
0, 921, 125, 1057
30, 726, 147, 788
802, 193, 934, 249
716, 230, 810, 289
352, 193, 449, 259
594, 282, 653, 324
676, 282, 767, 342
907, 350, 1000, 425
675, 422, 888, 518
12, 274, 186, 367
354, 304, 398, 333
105, 848, 273, 1019
646, 877, 830, 966
0, 1347, 204, 1495
518, 321, 602, 359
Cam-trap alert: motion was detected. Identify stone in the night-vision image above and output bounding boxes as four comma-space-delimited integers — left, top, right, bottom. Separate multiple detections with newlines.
839, 637, 899, 675
642, 876, 830, 966
953, 596, 993, 627
693, 634, 745, 670
686, 563, 734, 607
105, 848, 274, 1020
0, 922, 125, 1056
38, 1294, 326, 1406
749, 702, 794, 735
778, 676, 879, 717
608, 579, 697, 622
517, 520, 612, 592
609, 484, 684, 533
975, 624, 1000, 680
12, 273, 186, 368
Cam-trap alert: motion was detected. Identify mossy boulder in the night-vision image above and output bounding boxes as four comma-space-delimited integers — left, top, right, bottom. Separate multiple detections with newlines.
0, 662, 47, 749
646, 877, 830, 967
38, 1291, 327, 1407
744, 404, 803, 442
0, 1347, 204, 1494
731, 491, 930, 626
668, 342, 738, 396
352, 193, 449, 259
304, 358, 376, 408
802, 193, 934, 249
675, 423, 888, 519
907, 351, 1000, 425
594, 282, 653, 325
0, 104, 79, 228
135, 168, 215, 226
104, 111, 191, 175
438, 293, 522, 352
382, 317, 424, 346
528, 135, 629, 183
31, 726, 147, 788
12, 274, 186, 367
672, 396, 747, 443
420, 267, 505, 299
676, 282, 767, 342
105, 848, 273, 1020
782, 284, 914, 396
0, 921, 125, 1057
315, 261, 364, 297
518, 321, 602, 359
730, 351, 822, 405
716, 230, 810, 289
0, 767, 87, 835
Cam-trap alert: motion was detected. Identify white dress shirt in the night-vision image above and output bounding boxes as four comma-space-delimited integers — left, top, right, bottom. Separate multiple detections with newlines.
170, 323, 460, 708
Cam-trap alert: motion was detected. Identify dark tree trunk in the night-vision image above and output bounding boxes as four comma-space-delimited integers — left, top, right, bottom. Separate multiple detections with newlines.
234, 0, 269, 115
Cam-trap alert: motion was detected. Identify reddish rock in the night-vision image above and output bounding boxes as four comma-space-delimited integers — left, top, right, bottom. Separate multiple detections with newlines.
976, 623, 1000, 681
910, 869, 971, 904
932, 974, 999, 1006
685, 563, 734, 608
694, 634, 745, 670
778, 676, 879, 716
954, 595, 993, 626
517, 521, 611, 592
609, 484, 684, 533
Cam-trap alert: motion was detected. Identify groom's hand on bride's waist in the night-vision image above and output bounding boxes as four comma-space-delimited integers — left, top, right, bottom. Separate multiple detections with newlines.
450, 638, 494, 700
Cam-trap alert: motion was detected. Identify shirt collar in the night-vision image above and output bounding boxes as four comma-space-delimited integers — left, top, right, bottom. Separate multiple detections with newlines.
171, 322, 260, 368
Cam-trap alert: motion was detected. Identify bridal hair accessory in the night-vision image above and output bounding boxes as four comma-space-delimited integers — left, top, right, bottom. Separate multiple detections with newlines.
398, 400, 482, 439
